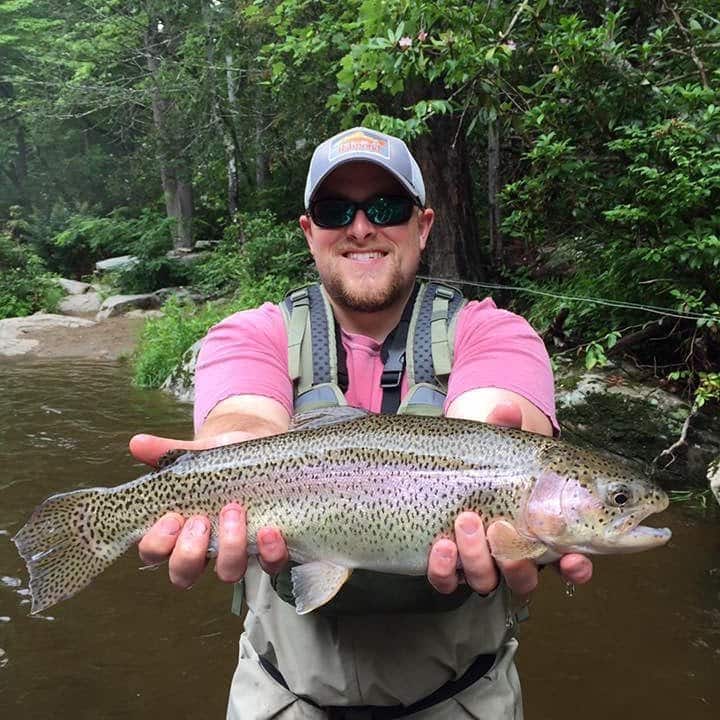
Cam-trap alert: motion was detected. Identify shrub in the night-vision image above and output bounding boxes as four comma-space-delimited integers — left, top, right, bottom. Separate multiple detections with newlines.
191, 210, 311, 298
133, 210, 313, 388
0, 235, 62, 319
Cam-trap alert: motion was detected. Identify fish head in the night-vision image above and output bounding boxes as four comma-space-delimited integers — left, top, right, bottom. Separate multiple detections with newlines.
526, 445, 671, 555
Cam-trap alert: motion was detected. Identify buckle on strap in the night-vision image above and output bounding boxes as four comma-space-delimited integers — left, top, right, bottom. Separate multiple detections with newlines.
380, 361, 405, 388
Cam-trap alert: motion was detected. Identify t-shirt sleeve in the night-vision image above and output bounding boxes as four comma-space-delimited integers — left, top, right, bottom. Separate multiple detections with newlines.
192, 302, 293, 433
445, 299, 558, 431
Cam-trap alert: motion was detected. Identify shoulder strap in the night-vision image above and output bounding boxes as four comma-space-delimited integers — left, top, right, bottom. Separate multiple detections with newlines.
284, 283, 339, 396
379, 283, 419, 414
407, 282, 466, 389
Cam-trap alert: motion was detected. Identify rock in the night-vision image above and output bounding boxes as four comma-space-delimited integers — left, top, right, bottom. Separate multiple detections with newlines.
57, 292, 102, 316
165, 250, 209, 265
161, 339, 202, 404
192, 240, 217, 251
55, 278, 92, 295
708, 457, 720, 506
95, 255, 139, 273
96, 294, 162, 320
153, 287, 193, 303
0, 314, 96, 357
126, 309, 164, 319
555, 364, 720, 487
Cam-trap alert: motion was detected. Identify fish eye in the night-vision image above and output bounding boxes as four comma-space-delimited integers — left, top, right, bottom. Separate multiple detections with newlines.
609, 484, 632, 507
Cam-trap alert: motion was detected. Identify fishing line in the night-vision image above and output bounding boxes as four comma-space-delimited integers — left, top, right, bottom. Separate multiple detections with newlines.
417, 275, 719, 323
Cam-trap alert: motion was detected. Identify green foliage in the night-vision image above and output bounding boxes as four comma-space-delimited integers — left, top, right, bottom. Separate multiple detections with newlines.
49, 209, 186, 292
133, 210, 313, 388
0, 234, 61, 319
191, 210, 311, 298
133, 296, 226, 389
668, 370, 720, 410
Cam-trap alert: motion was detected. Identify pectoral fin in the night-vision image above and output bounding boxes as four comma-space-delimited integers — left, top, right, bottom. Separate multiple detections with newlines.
290, 561, 352, 615
487, 520, 548, 562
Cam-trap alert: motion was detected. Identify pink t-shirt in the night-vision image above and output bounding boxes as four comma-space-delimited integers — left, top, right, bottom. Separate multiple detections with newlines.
193, 298, 558, 432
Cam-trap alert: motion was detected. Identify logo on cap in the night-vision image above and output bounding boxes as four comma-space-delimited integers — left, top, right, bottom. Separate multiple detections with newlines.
329, 130, 390, 161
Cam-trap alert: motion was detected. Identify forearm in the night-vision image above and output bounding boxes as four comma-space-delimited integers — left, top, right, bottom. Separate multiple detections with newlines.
194, 394, 291, 441
195, 412, 286, 441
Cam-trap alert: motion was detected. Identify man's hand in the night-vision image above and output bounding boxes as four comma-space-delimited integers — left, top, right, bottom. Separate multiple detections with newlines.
130, 432, 289, 589
427, 400, 593, 597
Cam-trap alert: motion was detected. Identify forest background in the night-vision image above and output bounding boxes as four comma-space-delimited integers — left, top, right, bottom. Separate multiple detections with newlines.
1, 0, 718, 411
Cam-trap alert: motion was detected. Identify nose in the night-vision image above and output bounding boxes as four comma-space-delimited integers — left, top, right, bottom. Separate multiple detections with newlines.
346, 207, 375, 241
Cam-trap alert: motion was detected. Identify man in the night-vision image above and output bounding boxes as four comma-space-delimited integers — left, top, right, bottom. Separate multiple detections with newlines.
131, 127, 592, 718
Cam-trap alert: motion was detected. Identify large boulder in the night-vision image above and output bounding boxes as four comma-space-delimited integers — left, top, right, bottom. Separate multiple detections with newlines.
57, 292, 102, 316
709, 456, 720, 506
55, 278, 92, 295
95, 255, 139, 273
161, 339, 202, 404
555, 364, 720, 487
96, 294, 162, 320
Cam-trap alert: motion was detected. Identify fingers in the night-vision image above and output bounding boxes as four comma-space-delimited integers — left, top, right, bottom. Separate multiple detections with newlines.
428, 513, 499, 595
454, 513, 499, 595
215, 504, 248, 582
496, 558, 538, 597
427, 538, 459, 594
558, 553, 593, 584
138, 513, 185, 565
257, 527, 290, 575
484, 521, 539, 597
168, 515, 211, 589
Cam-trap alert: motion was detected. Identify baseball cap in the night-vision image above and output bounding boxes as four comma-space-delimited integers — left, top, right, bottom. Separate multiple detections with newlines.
304, 127, 426, 208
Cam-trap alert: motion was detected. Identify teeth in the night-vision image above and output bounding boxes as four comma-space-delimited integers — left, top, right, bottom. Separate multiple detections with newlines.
346, 252, 384, 261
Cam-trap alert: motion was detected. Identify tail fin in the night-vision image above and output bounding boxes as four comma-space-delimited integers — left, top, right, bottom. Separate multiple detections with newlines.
12, 487, 133, 614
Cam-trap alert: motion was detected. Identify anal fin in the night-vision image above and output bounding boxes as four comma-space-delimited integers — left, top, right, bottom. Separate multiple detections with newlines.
487, 520, 548, 562
290, 561, 352, 614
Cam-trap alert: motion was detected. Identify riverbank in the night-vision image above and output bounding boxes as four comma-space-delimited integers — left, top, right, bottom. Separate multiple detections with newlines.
0, 313, 146, 361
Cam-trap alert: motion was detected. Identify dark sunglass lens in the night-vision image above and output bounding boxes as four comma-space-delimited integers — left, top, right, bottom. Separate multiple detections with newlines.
312, 199, 355, 227
366, 196, 414, 225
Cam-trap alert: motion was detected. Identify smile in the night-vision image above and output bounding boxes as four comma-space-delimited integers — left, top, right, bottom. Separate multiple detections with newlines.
343, 251, 388, 262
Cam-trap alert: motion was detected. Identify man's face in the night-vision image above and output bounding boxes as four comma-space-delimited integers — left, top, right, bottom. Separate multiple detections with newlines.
299, 162, 434, 313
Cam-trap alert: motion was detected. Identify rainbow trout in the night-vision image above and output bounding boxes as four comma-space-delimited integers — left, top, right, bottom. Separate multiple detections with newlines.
13, 409, 671, 615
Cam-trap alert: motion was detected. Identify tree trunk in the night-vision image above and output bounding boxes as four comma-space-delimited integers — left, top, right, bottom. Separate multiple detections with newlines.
145, 19, 194, 251
15, 121, 27, 193
488, 115, 502, 266
412, 116, 482, 282
254, 85, 268, 189
225, 50, 241, 217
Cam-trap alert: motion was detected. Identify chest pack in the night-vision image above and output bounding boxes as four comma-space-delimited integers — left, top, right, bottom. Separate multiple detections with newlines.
280, 281, 467, 416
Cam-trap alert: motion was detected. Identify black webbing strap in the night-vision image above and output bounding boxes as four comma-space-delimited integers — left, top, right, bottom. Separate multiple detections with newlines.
379, 284, 419, 413
259, 652, 496, 718
333, 284, 419, 414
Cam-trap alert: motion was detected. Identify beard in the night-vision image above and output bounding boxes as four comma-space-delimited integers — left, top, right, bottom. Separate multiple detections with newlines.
321, 262, 414, 313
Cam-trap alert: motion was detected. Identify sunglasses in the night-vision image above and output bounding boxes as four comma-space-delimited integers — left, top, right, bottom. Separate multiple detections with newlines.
308, 195, 421, 229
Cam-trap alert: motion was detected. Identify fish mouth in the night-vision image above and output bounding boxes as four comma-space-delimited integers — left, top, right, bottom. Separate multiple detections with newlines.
603, 524, 672, 552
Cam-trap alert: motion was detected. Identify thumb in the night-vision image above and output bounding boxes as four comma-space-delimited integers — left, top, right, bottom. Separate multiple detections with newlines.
128, 434, 198, 468
129, 431, 257, 468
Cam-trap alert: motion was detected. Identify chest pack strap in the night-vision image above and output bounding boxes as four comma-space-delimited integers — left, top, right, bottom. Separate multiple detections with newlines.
379, 284, 418, 413
283, 281, 466, 415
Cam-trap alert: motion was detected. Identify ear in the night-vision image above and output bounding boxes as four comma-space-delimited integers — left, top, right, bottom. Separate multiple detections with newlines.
299, 214, 316, 257
417, 208, 434, 251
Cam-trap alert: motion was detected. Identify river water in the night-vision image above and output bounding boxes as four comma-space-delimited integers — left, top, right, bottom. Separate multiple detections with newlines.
0, 360, 718, 719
